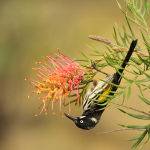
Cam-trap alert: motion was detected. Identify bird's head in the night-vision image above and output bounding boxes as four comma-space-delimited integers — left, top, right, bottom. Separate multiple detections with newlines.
64, 113, 98, 130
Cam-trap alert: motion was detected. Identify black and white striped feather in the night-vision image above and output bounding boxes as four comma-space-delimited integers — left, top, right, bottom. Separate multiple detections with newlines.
83, 75, 113, 111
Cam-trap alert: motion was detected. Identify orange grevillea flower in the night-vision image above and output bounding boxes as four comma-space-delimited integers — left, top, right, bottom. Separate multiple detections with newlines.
31, 53, 84, 115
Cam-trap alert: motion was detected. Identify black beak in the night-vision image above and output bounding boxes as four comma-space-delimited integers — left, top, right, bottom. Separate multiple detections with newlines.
64, 113, 77, 122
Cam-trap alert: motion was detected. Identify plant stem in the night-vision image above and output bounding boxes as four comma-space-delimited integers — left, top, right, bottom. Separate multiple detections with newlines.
88, 35, 148, 57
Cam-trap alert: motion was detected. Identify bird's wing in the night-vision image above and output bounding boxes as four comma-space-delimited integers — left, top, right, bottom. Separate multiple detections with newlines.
83, 75, 113, 111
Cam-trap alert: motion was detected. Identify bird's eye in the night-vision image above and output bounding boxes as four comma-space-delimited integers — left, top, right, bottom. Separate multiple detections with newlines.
80, 120, 83, 123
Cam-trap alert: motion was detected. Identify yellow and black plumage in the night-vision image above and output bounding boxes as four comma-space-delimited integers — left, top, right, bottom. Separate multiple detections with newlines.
65, 40, 137, 130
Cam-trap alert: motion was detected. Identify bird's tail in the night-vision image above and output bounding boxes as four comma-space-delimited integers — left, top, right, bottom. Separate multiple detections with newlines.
112, 40, 137, 86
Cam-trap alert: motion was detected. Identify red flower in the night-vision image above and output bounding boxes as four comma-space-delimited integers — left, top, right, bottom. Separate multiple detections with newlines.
31, 53, 84, 115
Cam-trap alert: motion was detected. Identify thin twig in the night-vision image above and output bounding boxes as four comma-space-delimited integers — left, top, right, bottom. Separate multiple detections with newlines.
91, 66, 109, 76
88, 35, 114, 46
88, 35, 148, 57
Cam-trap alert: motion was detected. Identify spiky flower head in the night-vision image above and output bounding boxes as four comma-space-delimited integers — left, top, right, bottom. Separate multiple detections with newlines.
31, 53, 84, 115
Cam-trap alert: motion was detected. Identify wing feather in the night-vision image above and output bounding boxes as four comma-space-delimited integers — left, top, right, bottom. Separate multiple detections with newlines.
83, 75, 113, 111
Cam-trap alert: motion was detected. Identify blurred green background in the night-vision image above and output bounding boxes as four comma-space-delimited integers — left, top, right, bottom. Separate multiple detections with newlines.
0, 0, 149, 150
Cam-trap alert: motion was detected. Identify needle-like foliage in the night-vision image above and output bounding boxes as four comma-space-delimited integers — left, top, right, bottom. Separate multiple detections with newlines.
68, 0, 150, 149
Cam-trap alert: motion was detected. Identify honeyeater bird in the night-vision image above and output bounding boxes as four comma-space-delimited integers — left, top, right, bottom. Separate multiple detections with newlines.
65, 40, 137, 130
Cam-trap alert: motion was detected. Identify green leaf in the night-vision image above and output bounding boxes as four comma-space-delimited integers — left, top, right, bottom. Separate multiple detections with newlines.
122, 89, 126, 102
132, 130, 147, 149
81, 52, 90, 60
116, 0, 122, 10
143, 127, 150, 145
139, 95, 150, 105
130, 57, 143, 65
128, 136, 140, 141
138, 55, 150, 67
119, 124, 146, 129
141, 31, 150, 56
113, 25, 121, 46
127, 85, 131, 99
118, 108, 150, 120
143, 71, 150, 78
125, 15, 135, 38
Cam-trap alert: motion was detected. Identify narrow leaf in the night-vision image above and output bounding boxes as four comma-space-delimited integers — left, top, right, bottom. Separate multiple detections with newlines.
119, 124, 146, 129
118, 108, 150, 120
127, 85, 131, 99
139, 95, 150, 105
132, 130, 147, 149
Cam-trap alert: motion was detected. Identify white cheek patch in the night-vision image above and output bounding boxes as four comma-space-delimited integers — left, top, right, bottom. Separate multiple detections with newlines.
80, 116, 86, 119
91, 117, 98, 123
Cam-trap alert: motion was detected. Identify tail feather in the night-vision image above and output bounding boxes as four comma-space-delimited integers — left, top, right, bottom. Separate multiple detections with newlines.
119, 39, 138, 74
111, 40, 137, 93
